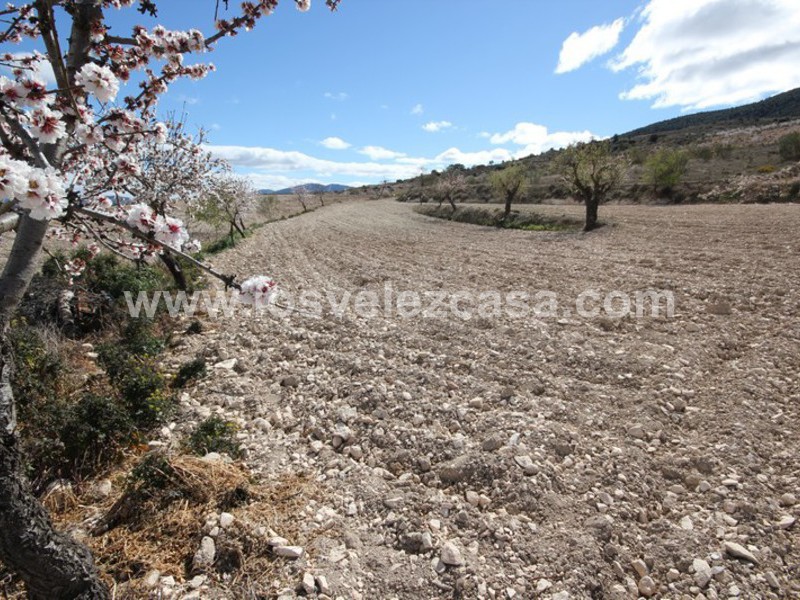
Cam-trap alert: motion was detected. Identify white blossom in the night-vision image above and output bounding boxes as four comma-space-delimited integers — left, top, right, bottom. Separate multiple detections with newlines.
154, 215, 189, 250
29, 107, 66, 144
238, 275, 278, 306
0, 155, 29, 199
17, 168, 67, 220
184, 238, 202, 253
126, 203, 155, 232
75, 63, 119, 103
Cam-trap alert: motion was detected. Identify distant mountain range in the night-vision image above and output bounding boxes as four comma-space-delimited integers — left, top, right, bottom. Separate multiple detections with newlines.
622, 87, 800, 138
259, 183, 351, 195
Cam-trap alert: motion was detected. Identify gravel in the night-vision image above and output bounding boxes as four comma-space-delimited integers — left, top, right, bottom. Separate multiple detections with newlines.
162, 200, 800, 599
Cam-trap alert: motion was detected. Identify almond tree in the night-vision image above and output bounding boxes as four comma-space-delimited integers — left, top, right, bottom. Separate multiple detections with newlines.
435, 166, 466, 210
133, 113, 223, 288
490, 163, 530, 220
190, 169, 255, 245
557, 140, 627, 231
0, 1, 339, 596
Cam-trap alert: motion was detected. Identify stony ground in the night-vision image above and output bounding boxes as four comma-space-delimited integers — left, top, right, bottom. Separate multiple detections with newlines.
160, 199, 799, 599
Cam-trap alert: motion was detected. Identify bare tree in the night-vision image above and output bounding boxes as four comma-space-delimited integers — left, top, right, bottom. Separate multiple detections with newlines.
556, 141, 627, 231
295, 186, 311, 212
435, 167, 467, 211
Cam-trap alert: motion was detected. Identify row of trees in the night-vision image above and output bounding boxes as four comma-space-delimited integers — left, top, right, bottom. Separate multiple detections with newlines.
429, 142, 693, 231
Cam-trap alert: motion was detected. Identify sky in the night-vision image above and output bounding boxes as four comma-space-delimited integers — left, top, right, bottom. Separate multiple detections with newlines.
31, 0, 800, 189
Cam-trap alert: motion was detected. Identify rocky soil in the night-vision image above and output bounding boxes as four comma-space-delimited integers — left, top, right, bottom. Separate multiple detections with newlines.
156, 199, 799, 599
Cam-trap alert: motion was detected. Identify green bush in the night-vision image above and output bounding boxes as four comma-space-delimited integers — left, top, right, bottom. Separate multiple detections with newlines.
98, 348, 174, 428
59, 394, 134, 471
185, 416, 241, 458
173, 357, 207, 389
713, 143, 734, 159
757, 165, 777, 174
690, 146, 714, 161
778, 132, 800, 162
644, 148, 690, 192
415, 204, 580, 231
79, 252, 165, 301
127, 453, 181, 501
7, 323, 63, 407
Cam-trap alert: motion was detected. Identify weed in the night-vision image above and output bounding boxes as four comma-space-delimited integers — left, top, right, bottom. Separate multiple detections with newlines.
173, 358, 207, 389
185, 416, 241, 458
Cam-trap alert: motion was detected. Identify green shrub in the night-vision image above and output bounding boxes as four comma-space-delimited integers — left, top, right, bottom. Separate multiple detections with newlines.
186, 416, 241, 458
757, 164, 777, 174
778, 131, 800, 162
98, 348, 174, 428
690, 146, 714, 161
128, 453, 180, 500
788, 181, 800, 199
80, 252, 165, 300
59, 394, 134, 471
644, 148, 690, 192
414, 204, 580, 231
173, 357, 207, 389
7, 323, 63, 407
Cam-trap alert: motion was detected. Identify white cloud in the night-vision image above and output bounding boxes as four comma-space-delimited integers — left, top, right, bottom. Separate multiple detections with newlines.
489, 122, 596, 156
324, 91, 349, 101
611, 0, 800, 109
556, 18, 625, 74
246, 174, 318, 191
207, 145, 423, 182
1, 53, 56, 86
320, 136, 351, 150
411, 103, 424, 115
422, 120, 453, 133
207, 143, 516, 186
359, 146, 407, 160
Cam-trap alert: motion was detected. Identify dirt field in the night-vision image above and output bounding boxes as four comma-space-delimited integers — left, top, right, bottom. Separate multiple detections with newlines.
167, 199, 799, 599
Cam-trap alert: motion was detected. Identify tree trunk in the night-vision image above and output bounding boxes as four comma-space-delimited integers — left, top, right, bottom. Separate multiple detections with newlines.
503, 195, 512, 220
584, 197, 599, 232
0, 216, 109, 598
233, 216, 246, 238
0, 349, 108, 599
448, 195, 457, 211
159, 253, 187, 291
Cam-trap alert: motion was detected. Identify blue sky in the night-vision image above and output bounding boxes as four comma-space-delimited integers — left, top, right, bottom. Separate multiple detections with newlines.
49, 1, 800, 188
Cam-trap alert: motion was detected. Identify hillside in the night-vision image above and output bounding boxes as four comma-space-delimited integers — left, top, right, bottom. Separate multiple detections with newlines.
383, 87, 800, 206
622, 87, 800, 138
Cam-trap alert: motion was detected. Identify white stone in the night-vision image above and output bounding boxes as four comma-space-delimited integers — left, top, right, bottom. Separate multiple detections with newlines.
219, 512, 234, 528
214, 358, 238, 370
302, 572, 316, 594
693, 558, 712, 588
723, 541, 758, 564
274, 545, 304, 559
440, 541, 464, 566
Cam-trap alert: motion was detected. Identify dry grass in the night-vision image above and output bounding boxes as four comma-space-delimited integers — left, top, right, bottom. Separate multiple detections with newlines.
1, 454, 330, 597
